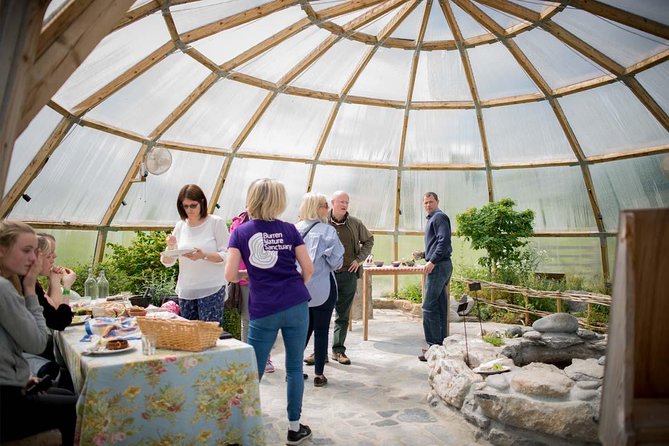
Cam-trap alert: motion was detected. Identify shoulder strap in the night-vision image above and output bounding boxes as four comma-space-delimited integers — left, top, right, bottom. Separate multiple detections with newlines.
299, 222, 319, 238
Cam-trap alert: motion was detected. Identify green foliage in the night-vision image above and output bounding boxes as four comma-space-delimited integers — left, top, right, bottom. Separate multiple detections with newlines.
482, 333, 504, 347
396, 282, 423, 303
142, 270, 177, 306
456, 198, 534, 276
223, 308, 242, 340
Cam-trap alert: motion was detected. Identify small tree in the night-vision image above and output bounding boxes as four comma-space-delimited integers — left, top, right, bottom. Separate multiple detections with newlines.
456, 198, 534, 277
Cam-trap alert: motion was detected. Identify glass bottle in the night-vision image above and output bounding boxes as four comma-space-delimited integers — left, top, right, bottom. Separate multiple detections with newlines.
97, 269, 109, 300
84, 267, 98, 299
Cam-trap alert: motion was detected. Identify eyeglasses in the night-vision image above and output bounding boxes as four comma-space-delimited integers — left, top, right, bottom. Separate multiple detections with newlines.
319, 204, 329, 209
182, 203, 199, 209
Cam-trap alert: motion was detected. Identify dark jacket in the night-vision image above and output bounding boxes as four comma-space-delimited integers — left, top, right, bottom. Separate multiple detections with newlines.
328, 211, 374, 278
424, 209, 452, 264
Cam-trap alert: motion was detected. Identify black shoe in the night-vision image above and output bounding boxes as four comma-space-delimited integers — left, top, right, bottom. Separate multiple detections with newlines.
314, 375, 328, 387
287, 424, 312, 445
418, 354, 427, 362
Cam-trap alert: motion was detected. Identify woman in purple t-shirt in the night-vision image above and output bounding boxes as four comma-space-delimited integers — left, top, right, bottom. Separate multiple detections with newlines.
225, 178, 314, 445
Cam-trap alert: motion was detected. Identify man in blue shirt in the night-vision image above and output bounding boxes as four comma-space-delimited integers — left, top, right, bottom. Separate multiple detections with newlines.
415, 192, 453, 362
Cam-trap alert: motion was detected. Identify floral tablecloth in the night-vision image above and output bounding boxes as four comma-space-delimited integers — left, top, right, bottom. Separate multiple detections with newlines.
56, 325, 265, 445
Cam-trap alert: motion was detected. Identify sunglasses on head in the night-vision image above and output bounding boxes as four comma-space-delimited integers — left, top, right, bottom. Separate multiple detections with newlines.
182, 203, 199, 209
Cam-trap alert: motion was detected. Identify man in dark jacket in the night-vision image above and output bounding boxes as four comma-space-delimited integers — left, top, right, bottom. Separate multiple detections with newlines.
415, 192, 452, 361
327, 191, 374, 365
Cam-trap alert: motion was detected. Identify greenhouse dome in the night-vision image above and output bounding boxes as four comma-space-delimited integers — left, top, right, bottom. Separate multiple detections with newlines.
2, 0, 668, 283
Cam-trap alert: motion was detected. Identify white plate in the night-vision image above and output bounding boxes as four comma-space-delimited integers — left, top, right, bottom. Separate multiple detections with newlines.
70, 315, 90, 326
161, 248, 196, 258
83, 346, 135, 356
473, 365, 510, 375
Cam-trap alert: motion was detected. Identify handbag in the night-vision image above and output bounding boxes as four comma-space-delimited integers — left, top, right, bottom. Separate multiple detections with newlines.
225, 281, 243, 311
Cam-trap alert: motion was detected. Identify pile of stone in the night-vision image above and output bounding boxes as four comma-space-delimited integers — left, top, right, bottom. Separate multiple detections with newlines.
427, 313, 607, 446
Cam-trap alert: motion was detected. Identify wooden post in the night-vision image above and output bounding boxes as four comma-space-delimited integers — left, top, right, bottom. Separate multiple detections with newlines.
523, 292, 529, 326
557, 297, 562, 313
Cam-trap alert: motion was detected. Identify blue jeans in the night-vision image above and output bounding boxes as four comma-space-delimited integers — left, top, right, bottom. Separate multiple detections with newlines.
249, 302, 308, 422
422, 259, 453, 346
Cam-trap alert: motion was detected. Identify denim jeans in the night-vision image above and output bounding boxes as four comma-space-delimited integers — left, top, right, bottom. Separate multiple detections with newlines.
422, 259, 453, 346
332, 272, 358, 353
305, 274, 337, 375
248, 301, 308, 422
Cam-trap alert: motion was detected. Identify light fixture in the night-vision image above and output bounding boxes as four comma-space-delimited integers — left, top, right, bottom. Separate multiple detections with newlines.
121, 200, 127, 206
22, 194, 31, 202
215, 203, 220, 209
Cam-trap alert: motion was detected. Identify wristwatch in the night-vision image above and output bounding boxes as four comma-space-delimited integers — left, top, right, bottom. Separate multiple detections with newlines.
203, 253, 208, 261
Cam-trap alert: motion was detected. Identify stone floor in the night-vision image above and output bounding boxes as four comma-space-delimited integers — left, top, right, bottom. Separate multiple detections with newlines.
258, 309, 494, 445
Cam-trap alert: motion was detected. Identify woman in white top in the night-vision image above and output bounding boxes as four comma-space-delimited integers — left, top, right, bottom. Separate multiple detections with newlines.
160, 184, 229, 323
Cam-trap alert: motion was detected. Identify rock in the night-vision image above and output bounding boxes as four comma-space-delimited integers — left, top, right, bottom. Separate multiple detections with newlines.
571, 388, 599, 401
523, 330, 542, 340
575, 380, 600, 390
484, 374, 510, 391
460, 396, 490, 430
598, 356, 605, 366
537, 333, 584, 349
532, 313, 579, 333
429, 356, 482, 408
474, 391, 599, 442
505, 326, 532, 338
510, 363, 573, 398
564, 358, 604, 381
576, 329, 599, 340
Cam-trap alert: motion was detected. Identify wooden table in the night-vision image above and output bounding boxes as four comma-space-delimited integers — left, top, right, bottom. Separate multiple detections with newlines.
361, 265, 426, 340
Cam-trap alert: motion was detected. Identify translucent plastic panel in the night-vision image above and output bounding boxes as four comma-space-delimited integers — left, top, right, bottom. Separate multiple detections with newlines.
53, 13, 169, 109
558, 82, 669, 156
468, 42, 540, 101
86, 53, 210, 136
6, 106, 62, 194
530, 237, 603, 277
348, 47, 413, 101
493, 166, 597, 231
9, 126, 140, 224
310, 165, 396, 230
320, 103, 403, 164
506, 0, 554, 14
600, 0, 669, 25
290, 39, 369, 94
237, 27, 331, 84
451, 3, 488, 39
170, 0, 269, 33
606, 236, 616, 284
217, 158, 310, 224
483, 101, 575, 164
390, 2, 424, 41
44, 0, 69, 24
552, 8, 669, 67
590, 155, 669, 231
311, 1, 348, 12
404, 109, 484, 165
636, 61, 669, 115
240, 94, 333, 158
413, 49, 471, 101
38, 229, 135, 266
131, 0, 154, 9
191, 6, 305, 65
424, 2, 454, 41
161, 79, 267, 149
513, 28, 610, 90
400, 170, 489, 231
113, 150, 225, 226
329, 5, 377, 26
473, 2, 524, 30
357, 9, 398, 36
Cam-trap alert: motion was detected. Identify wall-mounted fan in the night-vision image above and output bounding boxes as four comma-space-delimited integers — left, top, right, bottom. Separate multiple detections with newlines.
144, 146, 172, 175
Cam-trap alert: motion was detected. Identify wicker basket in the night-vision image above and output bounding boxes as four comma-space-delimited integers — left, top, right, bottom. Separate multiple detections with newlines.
136, 317, 222, 352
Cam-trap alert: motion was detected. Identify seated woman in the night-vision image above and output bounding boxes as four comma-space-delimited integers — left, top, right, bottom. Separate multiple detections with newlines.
0, 220, 77, 445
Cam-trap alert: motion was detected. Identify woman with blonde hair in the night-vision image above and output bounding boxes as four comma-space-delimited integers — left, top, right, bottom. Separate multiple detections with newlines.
296, 193, 344, 387
225, 178, 314, 445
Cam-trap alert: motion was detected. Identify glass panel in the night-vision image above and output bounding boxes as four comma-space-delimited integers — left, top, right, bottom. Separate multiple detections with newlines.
552, 8, 669, 67
451, 3, 488, 39
348, 46, 413, 101
161, 79, 267, 149
590, 154, 669, 231
530, 237, 603, 277
191, 6, 305, 66
53, 12, 169, 109
240, 94, 333, 158
310, 165, 396, 230
493, 166, 597, 231
217, 158, 310, 224
237, 27, 332, 83
636, 60, 669, 115
6, 106, 62, 194
473, 2, 524, 30
320, 103, 404, 164
113, 150, 225, 226
170, 0, 269, 33
513, 28, 610, 90
598, 0, 669, 27
404, 109, 484, 165
424, 2, 454, 41
468, 41, 540, 101
400, 170, 489, 231
483, 101, 576, 164
290, 39, 369, 94
85, 53, 210, 136
9, 126, 141, 224
412, 49, 471, 101
558, 82, 669, 157
389, 2, 425, 41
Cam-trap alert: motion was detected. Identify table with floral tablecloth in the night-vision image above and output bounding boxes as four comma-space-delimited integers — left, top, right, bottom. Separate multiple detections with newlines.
55, 324, 265, 445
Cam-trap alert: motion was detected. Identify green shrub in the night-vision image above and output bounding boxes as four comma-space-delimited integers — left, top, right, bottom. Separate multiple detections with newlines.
223, 308, 242, 340
396, 283, 422, 303
482, 333, 504, 347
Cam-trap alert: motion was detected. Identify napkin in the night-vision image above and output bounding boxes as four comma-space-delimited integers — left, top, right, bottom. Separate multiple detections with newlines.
80, 317, 141, 342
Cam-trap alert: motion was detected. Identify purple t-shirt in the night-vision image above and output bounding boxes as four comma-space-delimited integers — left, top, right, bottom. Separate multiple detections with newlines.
228, 219, 311, 320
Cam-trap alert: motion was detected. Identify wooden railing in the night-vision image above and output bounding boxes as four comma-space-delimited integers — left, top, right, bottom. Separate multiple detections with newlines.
452, 277, 611, 332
